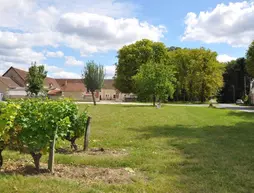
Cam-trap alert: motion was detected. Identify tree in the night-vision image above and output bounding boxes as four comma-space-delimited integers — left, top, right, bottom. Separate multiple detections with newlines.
169, 48, 224, 102
115, 39, 168, 93
133, 61, 176, 106
82, 61, 105, 105
168, 48, 189, 101
26, 63, 47, 96
219, 58, 250, 103
246, 41, 254, 77
167, 46, 181, 52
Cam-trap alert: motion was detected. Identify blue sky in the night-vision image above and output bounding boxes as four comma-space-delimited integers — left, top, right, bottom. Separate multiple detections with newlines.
0, 0, 253, 78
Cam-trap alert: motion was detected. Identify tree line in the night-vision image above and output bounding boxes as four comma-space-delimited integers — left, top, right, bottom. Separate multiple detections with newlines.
114, 39, 224, 104
114, 39, 254, 104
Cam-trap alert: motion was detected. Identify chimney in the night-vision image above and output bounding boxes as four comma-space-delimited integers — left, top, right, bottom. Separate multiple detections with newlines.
65, 80, 68, 86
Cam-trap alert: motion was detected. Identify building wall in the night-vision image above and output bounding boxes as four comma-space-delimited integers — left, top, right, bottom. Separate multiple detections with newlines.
3, 69, 25, 87
63, 91, 84, 100
63, 91, 99, 101
5, 88, 27, 99
0, 82, 8, 94
100, 89, 117, 100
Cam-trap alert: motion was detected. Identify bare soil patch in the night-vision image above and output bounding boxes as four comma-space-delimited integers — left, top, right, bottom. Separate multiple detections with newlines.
56, 147, 128, 157
0, 161, 138, 184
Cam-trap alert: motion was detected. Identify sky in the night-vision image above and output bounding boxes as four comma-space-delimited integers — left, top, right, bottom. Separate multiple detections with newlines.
0, 0, 253, 79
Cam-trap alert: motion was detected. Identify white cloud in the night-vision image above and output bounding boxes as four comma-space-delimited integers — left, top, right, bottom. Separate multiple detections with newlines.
44, 64, 81, 78
0, 48, 45, 75
64, 56, 84, 66
57, 12, 166, 55
182, 1, 254, 47
217, 54, 237, 63
50, 71, 81, 78
37, 0, 137, 18
46, 51, 64, 58
0, 0, 166, 75
105, 65, 116, 79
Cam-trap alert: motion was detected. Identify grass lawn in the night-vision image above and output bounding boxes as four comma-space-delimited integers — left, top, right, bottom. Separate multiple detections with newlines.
1, 105, 254, 193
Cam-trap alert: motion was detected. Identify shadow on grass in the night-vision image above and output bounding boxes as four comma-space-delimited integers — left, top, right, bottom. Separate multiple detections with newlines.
228, 111, 254, 119
128, 121, 254, 192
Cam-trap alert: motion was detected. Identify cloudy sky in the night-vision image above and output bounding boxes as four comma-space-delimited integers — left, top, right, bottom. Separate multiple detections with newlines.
0, 0, 253, 78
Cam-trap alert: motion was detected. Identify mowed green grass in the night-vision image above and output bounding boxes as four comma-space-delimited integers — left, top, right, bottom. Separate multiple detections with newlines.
1, 105, 254, 193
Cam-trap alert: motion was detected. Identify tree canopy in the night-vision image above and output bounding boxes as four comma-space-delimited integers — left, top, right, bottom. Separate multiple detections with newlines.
133, 61, 176, 106
82, 61, 105, 105
26, 63, 47, 96
114, 39, 169, 93
219, 58, 250, 103
169, 48, 224, 102
246, 41, 254, 77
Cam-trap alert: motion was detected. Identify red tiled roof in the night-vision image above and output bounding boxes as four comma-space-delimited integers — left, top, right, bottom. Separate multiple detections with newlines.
44, 77, 61, 89
103, 79, 115, 89
0, 76, 19, 88
48, 89, 62, 95
12, 67, 27, 80
55, 79, 86, 92
4, 67, 61, 89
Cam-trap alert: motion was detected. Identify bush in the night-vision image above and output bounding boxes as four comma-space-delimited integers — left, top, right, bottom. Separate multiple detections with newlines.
65, 110, 88, 150
0, 98, 84, 171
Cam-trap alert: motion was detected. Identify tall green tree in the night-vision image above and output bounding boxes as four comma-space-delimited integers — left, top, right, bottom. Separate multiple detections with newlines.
26, 62, 47, 96
115, 39, 168, 93
246, 41, 254, 77
169, 48, 224, 102
219, 58, 250, 103
133, 61, 176, 106
82, 61, 105, 105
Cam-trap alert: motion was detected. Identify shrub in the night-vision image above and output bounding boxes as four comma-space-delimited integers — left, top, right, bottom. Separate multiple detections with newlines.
65, 110, 88, 150
0, 101, 20, 167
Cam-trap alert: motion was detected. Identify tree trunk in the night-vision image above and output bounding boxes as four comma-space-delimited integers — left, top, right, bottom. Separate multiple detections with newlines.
31, 152, 42, 172
0, 149, 3, 168
153, 95, 156, 106
83, 117, 91, 151
91, 91, 96, 106
48, 129, 57, 173
200, 80, 206, 103
71, 137, 78, 151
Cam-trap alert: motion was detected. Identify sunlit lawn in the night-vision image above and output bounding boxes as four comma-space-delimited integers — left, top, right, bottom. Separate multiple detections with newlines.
1, 105, 254, 193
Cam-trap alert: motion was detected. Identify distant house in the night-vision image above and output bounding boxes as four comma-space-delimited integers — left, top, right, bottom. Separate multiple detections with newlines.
3, 67, 61, 90
1, 66, 133, 102
0, 76, 24, 99
55, 79, 99, 101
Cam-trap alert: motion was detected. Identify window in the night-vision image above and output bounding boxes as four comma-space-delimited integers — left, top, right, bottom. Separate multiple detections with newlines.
113, 95, 116, 99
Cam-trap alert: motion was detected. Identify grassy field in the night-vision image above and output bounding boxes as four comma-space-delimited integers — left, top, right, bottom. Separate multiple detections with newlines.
1, 105, 254, 193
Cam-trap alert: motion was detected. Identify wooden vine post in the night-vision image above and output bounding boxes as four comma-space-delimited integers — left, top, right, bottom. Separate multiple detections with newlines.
83, 116, 91, 151
48, 128, 57, 173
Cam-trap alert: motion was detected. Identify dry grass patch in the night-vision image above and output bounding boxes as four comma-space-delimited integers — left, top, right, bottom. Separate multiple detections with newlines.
56, 147, 128, 157
0, 161, 138, 184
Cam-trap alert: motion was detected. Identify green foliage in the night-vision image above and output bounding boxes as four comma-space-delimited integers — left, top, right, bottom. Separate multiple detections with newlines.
71, 111, 88, 139
219, 58, 250, 103
26, 63, 47, 96
0, 102, 20, 148
246, 41, 254, 77
169, 48, 224, 102
82, 61, 105, 105
15, 99, 75, 154
133, 61, 176, 104
115, 39, 169, 93
65, 109, 88, 150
